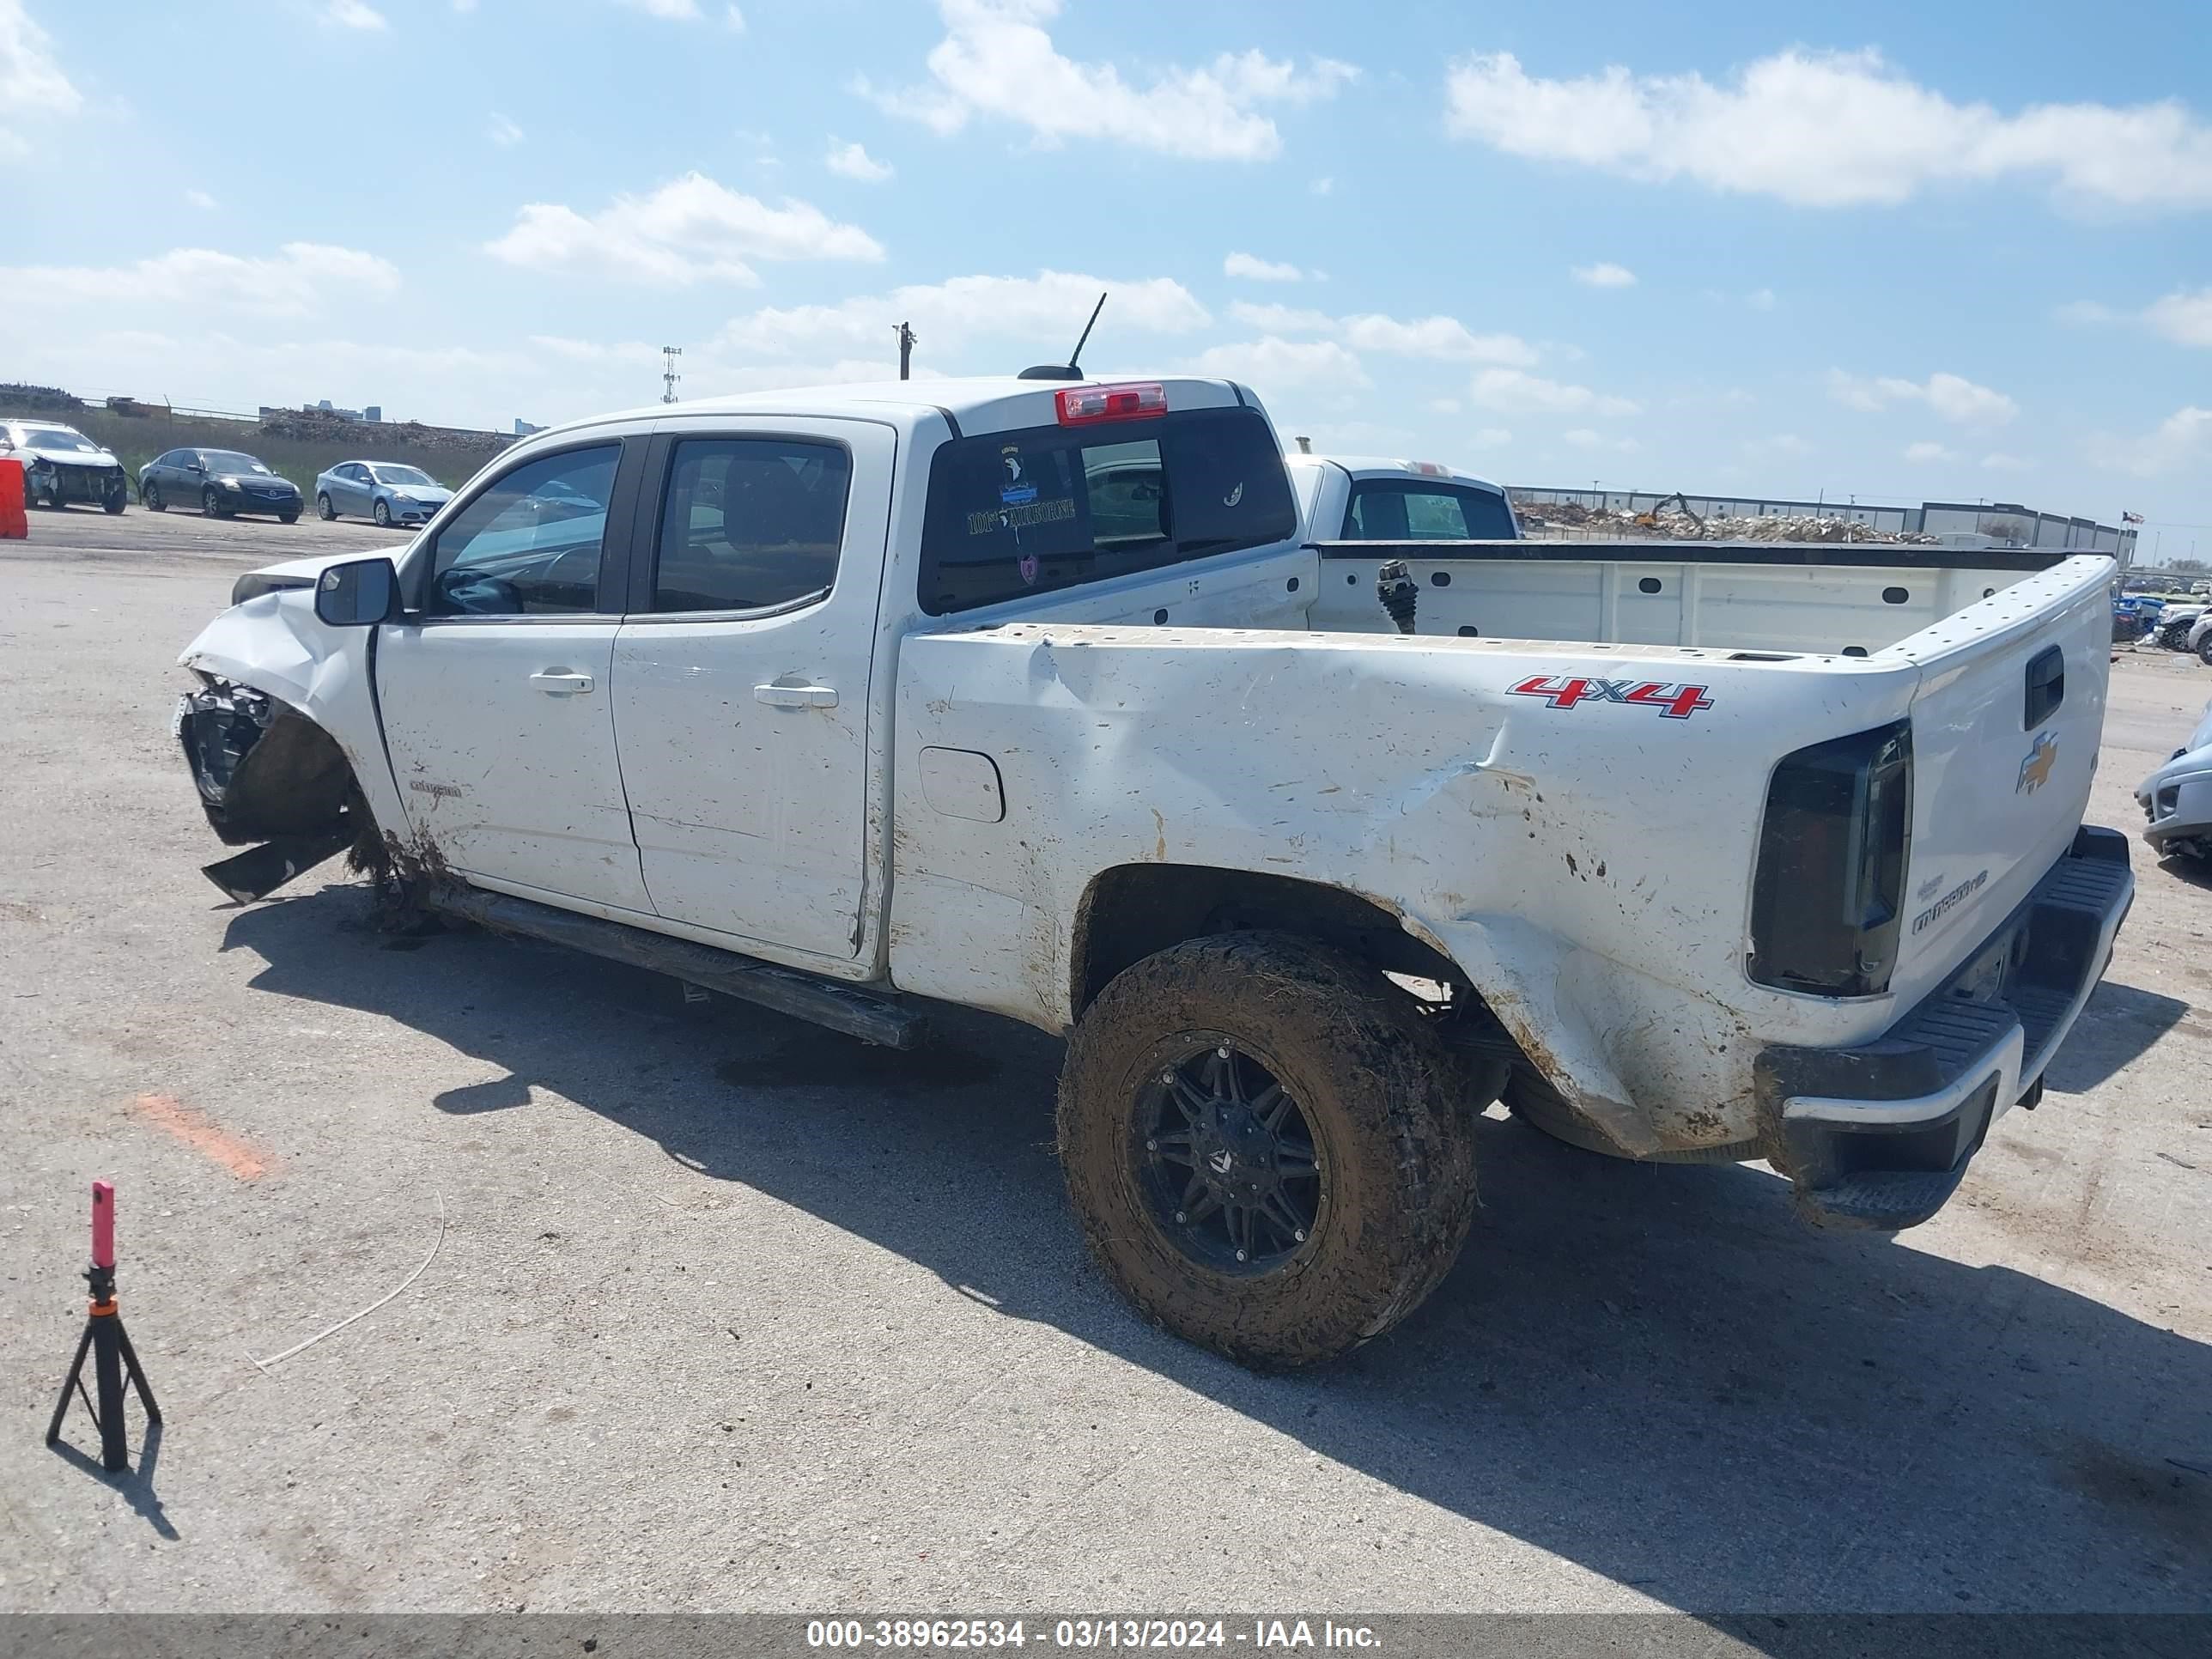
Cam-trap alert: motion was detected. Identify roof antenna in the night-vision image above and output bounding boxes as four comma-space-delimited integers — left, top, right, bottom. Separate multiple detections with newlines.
1018, 292, 1106, 381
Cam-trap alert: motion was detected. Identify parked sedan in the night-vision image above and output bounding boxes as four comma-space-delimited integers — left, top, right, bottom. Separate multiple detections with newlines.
139, 448, 303, 521
314, 460, 453, 528
0, 421, 129, 513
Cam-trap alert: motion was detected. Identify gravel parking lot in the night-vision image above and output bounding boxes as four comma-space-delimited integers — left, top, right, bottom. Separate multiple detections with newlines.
2, 510, 2209, 1617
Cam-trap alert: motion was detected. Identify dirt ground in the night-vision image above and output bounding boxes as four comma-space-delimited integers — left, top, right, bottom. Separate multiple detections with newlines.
1, 511, 2209, 1616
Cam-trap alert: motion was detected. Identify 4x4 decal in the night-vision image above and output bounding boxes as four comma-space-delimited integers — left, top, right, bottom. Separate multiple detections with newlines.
1508, 674, 1716, 720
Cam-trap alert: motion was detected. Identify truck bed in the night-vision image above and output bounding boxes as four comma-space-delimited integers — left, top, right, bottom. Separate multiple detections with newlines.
1303, 538, 2069, 658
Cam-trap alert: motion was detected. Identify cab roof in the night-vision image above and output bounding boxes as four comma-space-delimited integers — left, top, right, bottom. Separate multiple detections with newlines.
534, 374, 1256, 444
1286, 453, 1509, 495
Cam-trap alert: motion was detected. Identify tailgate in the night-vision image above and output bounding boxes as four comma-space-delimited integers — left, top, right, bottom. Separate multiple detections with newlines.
1887, 555, 2116, 1004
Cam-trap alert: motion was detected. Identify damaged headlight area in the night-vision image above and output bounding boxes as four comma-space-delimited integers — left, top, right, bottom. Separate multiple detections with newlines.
175, 676, 374, 902
229, 570, 315, 606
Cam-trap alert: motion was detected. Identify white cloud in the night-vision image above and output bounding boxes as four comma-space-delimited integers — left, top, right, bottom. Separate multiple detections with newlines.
1310, 176, 1334, 195
2077, 286, 2212, 346
2132, 287, 2203, 344
325, 1, 387, 29
1341, 313, 1538, 365
0, 243, 398, 316
621, 0, 702, 17
1571, 261, 1637, 288
0, 0, 78, 155
1224, 252, 1303, 282
1826, 368, 2017, 425
1188, 337, 1369, 390
1428, 398, 1462, 415
1904, 441, 1958, 463
1470, 367, 1639, 416
1746, 288, 1777, 311
725, 3, 745, 29
1982, 452, 2028, 471
825, 140, 892, 181
1223, 301, 1538, 366
2088, 406, 2212, 477
864, 0, 1357, 161
1444, 47, 2212, 210
1469, 428, 1511, 447
488, 113, 524, 148
720, 269, 1211, 358
485, 173, 883, 285
185, 189, 217, 210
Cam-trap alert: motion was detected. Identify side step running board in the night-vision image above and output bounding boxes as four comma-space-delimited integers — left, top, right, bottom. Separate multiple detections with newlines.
425, 887, 928, 1050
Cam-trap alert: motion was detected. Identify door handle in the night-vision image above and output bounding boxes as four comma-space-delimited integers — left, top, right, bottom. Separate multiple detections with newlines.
528, 670, 596, 695
753, 683, 837, 708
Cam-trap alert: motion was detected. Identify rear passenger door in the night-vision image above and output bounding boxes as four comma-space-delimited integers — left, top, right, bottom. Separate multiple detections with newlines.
611, 418, 893, 961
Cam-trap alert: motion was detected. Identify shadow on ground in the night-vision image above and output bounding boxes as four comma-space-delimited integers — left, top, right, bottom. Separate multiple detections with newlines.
222, 889, 2212, 1618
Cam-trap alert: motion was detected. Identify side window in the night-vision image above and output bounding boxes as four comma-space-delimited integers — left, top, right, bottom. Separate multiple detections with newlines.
426, 444, 620, 617
1344, 484, 1515, 540
651, 437, 851, 613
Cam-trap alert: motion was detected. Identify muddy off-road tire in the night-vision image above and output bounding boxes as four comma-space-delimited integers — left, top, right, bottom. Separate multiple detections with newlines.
1058, 931, 1477, 1369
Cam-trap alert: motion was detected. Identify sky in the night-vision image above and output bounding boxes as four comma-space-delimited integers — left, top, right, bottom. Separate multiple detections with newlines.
4, 0, 2210, 556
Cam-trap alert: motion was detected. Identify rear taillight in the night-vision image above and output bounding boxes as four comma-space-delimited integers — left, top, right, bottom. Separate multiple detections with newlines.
1748, 720, 1913, 998
1055, 382, 1167, 426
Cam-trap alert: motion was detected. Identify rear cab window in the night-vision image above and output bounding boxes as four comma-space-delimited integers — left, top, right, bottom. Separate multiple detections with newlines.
1343, 480, 1516, 540
919, 406, 1296, 615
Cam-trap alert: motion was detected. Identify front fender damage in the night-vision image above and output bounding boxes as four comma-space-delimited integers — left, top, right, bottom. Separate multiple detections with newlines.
177, 679, 380, 902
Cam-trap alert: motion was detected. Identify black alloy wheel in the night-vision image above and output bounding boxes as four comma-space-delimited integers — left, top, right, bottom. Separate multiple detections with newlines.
1133, 1041, 1322, 1273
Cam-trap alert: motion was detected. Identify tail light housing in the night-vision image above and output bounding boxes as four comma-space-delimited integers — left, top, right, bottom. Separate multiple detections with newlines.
1055, 382, 1167, 426
1748, 720, 1913, 998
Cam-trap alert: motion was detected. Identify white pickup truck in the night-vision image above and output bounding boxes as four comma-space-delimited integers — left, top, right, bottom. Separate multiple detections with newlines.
175, 373, 2132, 1367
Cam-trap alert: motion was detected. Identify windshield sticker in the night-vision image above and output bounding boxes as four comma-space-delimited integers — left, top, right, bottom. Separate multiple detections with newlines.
1000, 446, 1038, 507
966, 496, 1075, 538
1018, 552, 1040, 586
1223, 481, 1243, 507
1509, 674, 1715, 720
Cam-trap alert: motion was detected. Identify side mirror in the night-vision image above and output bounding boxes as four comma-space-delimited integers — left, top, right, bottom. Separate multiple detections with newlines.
314, 557, 402, 627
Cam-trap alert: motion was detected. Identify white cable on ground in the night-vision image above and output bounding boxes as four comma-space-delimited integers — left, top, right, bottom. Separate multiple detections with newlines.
250, 1191, 447, 1372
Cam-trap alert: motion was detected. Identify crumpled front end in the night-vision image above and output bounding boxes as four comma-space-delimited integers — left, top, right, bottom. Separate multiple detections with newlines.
174, 677, 372, 902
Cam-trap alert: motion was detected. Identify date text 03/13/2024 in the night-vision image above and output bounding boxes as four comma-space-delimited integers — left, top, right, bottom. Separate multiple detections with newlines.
804, 1620, 1382, 1650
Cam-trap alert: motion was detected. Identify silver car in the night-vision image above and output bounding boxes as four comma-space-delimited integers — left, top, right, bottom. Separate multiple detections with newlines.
2138, 695, 2212, 863
313, 460, 453, 528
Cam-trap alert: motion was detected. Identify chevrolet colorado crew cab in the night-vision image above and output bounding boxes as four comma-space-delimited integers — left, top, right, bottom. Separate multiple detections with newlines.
174, 374, 2132, 1367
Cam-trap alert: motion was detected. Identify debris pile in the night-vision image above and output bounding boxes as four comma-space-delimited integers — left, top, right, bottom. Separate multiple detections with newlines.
1514, 498, 1938, 545
0, 383, 86, 415
255, 406, 514, 459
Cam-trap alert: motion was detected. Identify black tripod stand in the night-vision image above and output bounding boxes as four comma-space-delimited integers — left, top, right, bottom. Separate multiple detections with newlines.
46, 1181, 160, 1474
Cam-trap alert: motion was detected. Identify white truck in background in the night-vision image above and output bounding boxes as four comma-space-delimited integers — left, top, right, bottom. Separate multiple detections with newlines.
174, 373, 2131, 1368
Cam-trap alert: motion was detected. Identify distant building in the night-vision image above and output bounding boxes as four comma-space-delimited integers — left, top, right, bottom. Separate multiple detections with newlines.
515, 418, 545, 436
363, 405, 382, 423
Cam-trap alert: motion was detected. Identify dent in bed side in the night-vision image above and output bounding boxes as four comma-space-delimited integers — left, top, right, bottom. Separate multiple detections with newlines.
888, 623, 1927, 1158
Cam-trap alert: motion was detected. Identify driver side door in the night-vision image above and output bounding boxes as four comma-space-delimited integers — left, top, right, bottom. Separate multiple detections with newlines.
372, 437, 655, 912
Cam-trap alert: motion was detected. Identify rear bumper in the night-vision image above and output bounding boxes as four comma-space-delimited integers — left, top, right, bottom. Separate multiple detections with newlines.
1755, 825, 2133, 1231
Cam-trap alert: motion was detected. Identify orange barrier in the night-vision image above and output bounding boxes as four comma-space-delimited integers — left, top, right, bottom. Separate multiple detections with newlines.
0, 459, 25, 539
